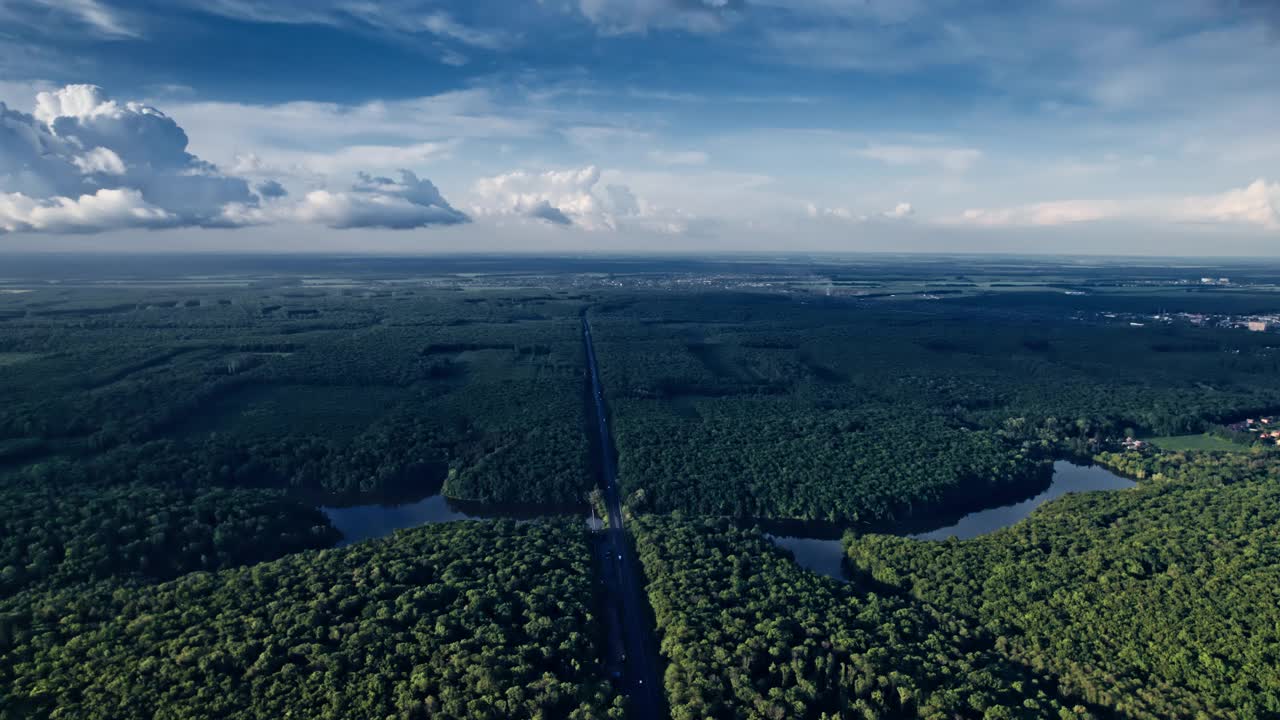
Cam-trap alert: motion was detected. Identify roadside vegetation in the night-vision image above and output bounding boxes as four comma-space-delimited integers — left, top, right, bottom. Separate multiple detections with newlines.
631, 515, 1094, 719
1, 520, 622, 720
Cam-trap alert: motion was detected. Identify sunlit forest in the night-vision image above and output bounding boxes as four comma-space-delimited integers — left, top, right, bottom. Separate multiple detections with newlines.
4, 255, 1280, 719
1, 520, 621, 720
847, 449, 1280, 719
631, 515, 1095, 719
593, 291, 1280, 523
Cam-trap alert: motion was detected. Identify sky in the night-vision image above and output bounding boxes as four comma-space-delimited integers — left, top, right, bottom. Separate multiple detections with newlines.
1, 0, 1279, 255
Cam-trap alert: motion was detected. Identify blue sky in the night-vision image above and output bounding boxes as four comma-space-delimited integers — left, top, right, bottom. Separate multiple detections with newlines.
1, 0, 1278, 254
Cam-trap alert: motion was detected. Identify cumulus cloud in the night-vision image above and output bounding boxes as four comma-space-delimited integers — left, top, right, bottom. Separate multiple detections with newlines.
577, 0, 744, 35
230, 170, 470, 230
473, 166, 613, 228
526, 200, 573, 225
0, 84, 254, 233
1181, 179, 1280, 229
256, 180, 288, 199
471, 165, 698, 233
0, 85, 467, 235
884, 201, 915, 219
71, 147, 127, 176
952, 179, 1280, 230
807, 200, 916, 223
0, 189, 174, 234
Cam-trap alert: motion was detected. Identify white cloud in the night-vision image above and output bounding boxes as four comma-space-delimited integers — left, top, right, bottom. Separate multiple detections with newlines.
228, 170, 469, 230
1180, 179, 1279, 229
1, 84, 253, 233
807, 203, 858, 221
146, 1, 514, 60
884, 201, 915, 219
0, 189, 173, 234
0, 0, 136, 38
471, 165, 698, 233
0, 84, 468, 235
71, 147, 126, 175
577, 0, 743, 35
807, 200, 915, 223
648, 149, 709, 166
955, 200, 1118, 228
473, 166, 613, 228
421, 12, 513, 50
229, 141, 453, 180
952, 179, 1280, 230
166, 89, 549, 170
851, 143, 982, 172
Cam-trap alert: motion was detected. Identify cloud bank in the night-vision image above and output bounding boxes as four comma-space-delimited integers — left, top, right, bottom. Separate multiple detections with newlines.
0, 85, 466, 234
954, 180, 1280, 230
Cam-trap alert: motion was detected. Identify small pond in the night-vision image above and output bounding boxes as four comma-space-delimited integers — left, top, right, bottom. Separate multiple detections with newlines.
322, 494, 588, 546
769, 461, 1136, 581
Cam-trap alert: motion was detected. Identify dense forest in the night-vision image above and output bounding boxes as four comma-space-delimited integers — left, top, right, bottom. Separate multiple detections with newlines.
846, 449, 1280, 719
591, 292, 1280, 523
0, 288, 593, 503
6, 259, 1280, 719
0, 285, 608, 717
630, 516, 1094, 719
0, 480, 336, 598
1, 520, 622, 720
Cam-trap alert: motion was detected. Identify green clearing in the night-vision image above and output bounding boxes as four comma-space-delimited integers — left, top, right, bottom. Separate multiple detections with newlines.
1147, 433, 1248, 452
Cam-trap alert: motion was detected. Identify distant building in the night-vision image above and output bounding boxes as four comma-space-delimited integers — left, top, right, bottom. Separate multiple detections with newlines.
1248, 321, 1270, 332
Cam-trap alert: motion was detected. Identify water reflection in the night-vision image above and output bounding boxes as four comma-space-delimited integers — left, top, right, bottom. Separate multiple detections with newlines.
767, 535, 847, 581
768, 461, 1136, 581
322, 494, 587, 546
910, 461, 1135, 541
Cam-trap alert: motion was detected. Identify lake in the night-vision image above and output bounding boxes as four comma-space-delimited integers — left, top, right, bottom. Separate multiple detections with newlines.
322, 494, 590, 546
769, 461, 1136, 581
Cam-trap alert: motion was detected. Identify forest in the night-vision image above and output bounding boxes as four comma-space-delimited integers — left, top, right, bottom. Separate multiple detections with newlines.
0, 480, 336, 599
6, 257, 1280, 719
0, 283, 611, 717
591, 291, 1280, 524
630, 515, 1095, 719
1, 520, 622, 720
846, 449, 1280, 719
0, 287, 594, 503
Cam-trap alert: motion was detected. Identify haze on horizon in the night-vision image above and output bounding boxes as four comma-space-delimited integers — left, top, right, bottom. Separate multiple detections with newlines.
1, 0, 1279, 256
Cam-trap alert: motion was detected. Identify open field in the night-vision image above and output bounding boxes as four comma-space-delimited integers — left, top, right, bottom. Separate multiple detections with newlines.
1147, 433, 1249, 452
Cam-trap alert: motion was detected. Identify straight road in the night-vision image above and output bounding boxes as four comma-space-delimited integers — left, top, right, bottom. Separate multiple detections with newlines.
583, 317, 663, 719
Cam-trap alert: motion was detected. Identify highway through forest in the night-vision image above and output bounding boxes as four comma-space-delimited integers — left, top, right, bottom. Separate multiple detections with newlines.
583, 317, 664, 719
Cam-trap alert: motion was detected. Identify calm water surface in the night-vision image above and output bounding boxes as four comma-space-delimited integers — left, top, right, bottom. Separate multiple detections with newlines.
322, 494, 587, 546
769, 461, 1136, 581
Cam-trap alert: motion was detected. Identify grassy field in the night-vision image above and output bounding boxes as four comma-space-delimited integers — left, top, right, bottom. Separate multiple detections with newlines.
1147, 433, 1248, 452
